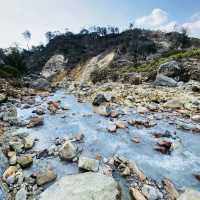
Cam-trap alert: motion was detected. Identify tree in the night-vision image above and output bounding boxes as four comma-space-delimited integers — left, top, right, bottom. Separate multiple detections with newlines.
129, 23, 134, 30
22, 30, 31, 50
79, 28, 89, 35
45, 31, 56, 42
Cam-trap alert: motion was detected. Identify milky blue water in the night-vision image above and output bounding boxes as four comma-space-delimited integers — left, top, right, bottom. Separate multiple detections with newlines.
1, 89, 200, 198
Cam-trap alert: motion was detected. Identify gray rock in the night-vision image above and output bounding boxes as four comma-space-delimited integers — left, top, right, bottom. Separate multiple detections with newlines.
27, 116, 44, 128
78, 157, 100, 172
31, 78, 50, 90
2, 106, 18, 123
17, 155, 33, 168
39, 172, 120, 200
158, 61, 180, 78
15, 185, 27, 200
0, 149, 8, 174
154, 74, 178, 87
0, 94, 7, 103
142, 184, 163, 200
42, 54, 67, 79
93, 105, 111, 117
178, 189, 200, 200
92, 94, 107, 106
36, 169, 57, 186
59, 141, 76, 161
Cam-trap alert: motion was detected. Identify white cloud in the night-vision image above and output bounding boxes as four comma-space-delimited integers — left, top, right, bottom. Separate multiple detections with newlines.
182, 19, 200, 38
134, 8, 177, 32
134, 9, 200, 38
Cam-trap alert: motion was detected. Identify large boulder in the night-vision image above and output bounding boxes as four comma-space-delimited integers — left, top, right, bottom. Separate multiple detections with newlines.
154, 74, 178, 87
158, 61, 181, 79
31, 78, 50, 90
42, 55, 67, 79
178, 189, 200, 200
39, 172, 120, 200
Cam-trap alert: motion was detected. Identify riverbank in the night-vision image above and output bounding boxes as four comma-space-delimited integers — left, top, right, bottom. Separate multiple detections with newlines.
0, 79, 200, 199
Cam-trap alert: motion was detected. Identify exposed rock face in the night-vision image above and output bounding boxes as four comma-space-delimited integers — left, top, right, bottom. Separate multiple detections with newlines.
31, 78, 50, 90
163, 178, 179, 200
158, 61, 181, 79
39, 172, 120, 200
178, 189, 200, 200
42, 55, 67, 79
78, 157, 100, 172
154, 74, 178, 87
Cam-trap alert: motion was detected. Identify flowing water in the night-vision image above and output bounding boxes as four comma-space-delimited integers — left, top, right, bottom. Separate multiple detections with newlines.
1, 89, 200, 199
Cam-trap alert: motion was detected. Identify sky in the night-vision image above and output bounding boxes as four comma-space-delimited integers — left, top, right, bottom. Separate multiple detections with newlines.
1, 0, 200, 48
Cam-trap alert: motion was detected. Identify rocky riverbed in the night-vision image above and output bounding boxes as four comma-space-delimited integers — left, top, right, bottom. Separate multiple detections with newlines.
0, 79, 200, 200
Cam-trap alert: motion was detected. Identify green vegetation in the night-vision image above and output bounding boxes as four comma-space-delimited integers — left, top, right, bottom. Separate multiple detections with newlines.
0, 47, 26, 78
127, 48, 200, 73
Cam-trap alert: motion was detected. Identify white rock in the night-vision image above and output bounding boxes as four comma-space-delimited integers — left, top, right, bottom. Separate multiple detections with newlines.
40, 172, 120, 200
78, 157, 100, 172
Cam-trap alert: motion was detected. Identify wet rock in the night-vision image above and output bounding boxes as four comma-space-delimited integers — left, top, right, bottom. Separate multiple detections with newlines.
17, 155, 33, 168
191, 115, 200, 122
93, 105, 111, 117
178, 189, 200, 200
137, 106, 149, 114
0, 149, 8, 172
154, 74, 178, 87
39, 172, 120, 200
110, 111, 119, 118
3, 166, 17, 181
128, 160, 146, 182
9, 137, 24, 153
78, 156, 100, 172
47, 101, 60, 114
128, 119, 155, 128
32, 107, 45, 115
130, 188, 146, 200
15, 185, 27, 200
115, 121, 127, 129
31, 78, 50, 90
92, 94, 107, 106
36, 149, 49, 159
27, 116, 44, 128
59, 141, 76, 161
162, 178, 179, 200
36, 169, 57, 186
163, 99, 184, 109
142, 185, 163, 200
0, 93, 7, 103
158, 61, 180, 78
2, 106, 18, 123
23, 136, 34, 150
8, 152, 17, 165
193, 173, 200, 182
107, 124, 117, 133
6, 175, 16, 185
121, 166, 131, 176
131, 137, 140, 144
154, 140, 172, 154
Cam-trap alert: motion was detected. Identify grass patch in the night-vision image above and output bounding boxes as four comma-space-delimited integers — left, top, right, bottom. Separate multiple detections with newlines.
127, 48, 200, 73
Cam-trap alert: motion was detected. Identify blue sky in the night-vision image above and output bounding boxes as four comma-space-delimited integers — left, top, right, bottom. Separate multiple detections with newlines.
0, 0, 200, 48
